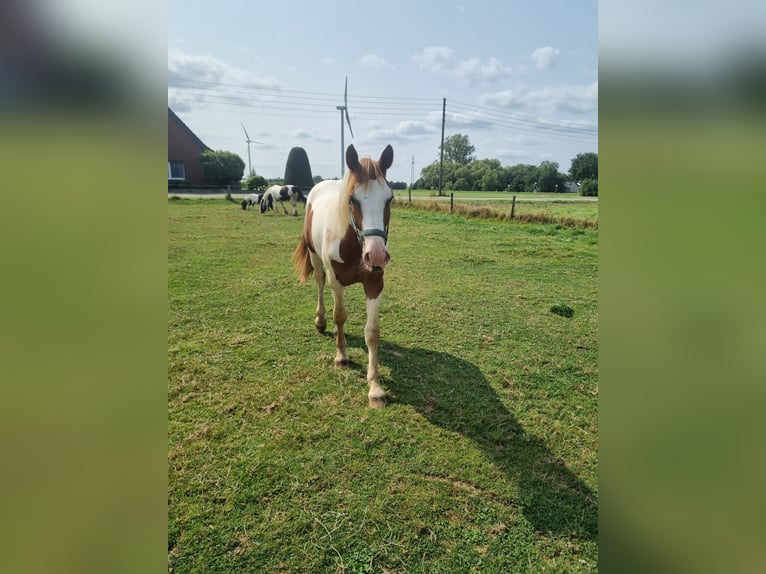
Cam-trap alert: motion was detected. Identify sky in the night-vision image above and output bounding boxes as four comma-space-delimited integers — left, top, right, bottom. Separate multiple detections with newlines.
168, 0, 598, 184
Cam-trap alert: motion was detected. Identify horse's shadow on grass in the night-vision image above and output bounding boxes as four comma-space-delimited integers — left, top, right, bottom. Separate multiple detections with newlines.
337, 333, 598, 540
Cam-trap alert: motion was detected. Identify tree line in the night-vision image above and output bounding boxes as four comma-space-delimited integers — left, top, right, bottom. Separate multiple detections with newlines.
414, 133, 597, 195
196, 135, 597, 196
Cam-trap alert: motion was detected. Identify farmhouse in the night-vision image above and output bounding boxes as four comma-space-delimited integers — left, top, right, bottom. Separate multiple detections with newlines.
564, 181, 580, 193
168, 107, 211, 185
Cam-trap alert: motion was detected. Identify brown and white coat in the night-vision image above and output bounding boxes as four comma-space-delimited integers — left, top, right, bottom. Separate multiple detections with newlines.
292, 144, 394, 407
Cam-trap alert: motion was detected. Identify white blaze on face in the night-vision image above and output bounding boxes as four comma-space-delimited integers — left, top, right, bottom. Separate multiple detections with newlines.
354, 181, 392, 270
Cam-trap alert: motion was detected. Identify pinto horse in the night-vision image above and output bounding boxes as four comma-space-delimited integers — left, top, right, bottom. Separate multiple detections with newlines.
261, 184, 306, 216
292, 144, 394, 408
241, 192, 263, 210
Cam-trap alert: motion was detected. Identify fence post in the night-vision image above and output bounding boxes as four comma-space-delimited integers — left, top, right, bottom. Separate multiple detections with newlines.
450, 192, 454, 213
511, 195, 516, 220
408, 188, 411, 205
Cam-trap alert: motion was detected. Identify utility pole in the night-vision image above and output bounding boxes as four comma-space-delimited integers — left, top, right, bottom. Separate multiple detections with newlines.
438, 97, 446, 196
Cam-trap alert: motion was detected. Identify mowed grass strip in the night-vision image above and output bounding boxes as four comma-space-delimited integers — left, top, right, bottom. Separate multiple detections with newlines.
168, 198, 598, 573
394, 196, 598, 228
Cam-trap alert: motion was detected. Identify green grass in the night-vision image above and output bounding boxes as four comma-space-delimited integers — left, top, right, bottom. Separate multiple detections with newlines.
393, 191, 598, 228
169, 198, 598, 573
401, 190, 587, 200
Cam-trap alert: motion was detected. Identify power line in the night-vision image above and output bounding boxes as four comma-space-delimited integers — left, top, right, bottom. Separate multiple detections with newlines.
449, 102, 597, 134
168, 75, 437, 103
168, 75, 597, 143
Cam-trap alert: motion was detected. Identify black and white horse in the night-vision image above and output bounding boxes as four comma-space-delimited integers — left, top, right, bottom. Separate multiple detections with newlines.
260, 185, 307, 216
241, 192, 263, 210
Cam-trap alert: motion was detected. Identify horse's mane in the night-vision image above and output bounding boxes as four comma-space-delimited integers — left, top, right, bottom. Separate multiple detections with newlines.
337, 157, 385, 230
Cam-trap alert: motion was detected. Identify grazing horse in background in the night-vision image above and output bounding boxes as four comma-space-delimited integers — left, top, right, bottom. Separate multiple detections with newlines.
241, 192, 263, 210
292, 144, 394, 408
261, 184, 306, 216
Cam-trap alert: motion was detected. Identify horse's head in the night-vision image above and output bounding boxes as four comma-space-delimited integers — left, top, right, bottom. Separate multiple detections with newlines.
259, 194, 270, 213
345, 144, 394, 272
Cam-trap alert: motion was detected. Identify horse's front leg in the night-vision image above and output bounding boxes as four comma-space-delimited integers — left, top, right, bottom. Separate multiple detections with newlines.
331, 284, 349, 368
364, 294, 386, 408
312, 254, 327, 333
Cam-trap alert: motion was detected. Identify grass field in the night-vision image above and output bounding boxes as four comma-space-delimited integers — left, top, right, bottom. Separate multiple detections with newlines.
395, 198, 598, 229
401, 190, 590, 200
168, 198, 598, 573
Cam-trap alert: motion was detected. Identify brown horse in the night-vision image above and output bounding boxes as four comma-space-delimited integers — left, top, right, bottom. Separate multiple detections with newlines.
292, 144, 394, 407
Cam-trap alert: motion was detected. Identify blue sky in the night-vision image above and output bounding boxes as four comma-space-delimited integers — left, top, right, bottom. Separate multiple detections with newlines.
168, 0, 598, 183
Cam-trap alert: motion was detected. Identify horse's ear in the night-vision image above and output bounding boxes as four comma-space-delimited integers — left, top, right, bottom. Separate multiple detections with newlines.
379, 144, 394, 173
346, 145, 359, 173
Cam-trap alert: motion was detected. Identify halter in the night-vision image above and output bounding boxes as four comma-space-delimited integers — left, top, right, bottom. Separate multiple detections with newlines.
348, 199, 388, 245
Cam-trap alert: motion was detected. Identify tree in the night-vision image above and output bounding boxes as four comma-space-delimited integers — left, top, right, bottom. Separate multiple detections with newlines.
283, 147, 314, 189
313, 175, 323, 185
417, 161, 457, 190
504, 164, 538, 192
580, 178, 598, 196
538, 160, 565, 192
199, 150, 245, 185
440, 133, 476, 164
245, 174, 267, 190
569, 152, 598, 183
469, 158, 502, 191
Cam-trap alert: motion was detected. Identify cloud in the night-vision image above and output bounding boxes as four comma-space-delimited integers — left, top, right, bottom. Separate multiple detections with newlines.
397, 121, 436, 136
291, 128, 332, 143
494, 148, 530, 161
412, 46, 454, 74
168, 48, 281, 89
412, 46, 515, 83
531, 46, 560, 70
454, 57, 513, 82
360, 54, 393, 70
368, 120, 438, 143
167, 48, 283, 111
443, 111, 492, 128
479, 81, 598, 114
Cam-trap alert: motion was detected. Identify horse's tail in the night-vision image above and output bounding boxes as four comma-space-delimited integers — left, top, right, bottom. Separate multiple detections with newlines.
292, 235, 314, 283
296, 188, 307, 203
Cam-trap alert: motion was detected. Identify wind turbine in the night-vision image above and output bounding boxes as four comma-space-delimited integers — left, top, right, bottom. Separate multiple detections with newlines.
336, 76, 354, 177
241, 123, 263, 176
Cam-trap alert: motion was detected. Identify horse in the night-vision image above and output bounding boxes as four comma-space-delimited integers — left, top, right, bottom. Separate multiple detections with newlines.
292, 144, 394, 408
260, 184, 306, 216
241, 192, 262, 210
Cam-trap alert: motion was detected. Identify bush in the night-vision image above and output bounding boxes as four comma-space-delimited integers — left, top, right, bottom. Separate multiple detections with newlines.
245, 174, 268, 190
199, 150, 245, 185
283, 147, 314, 189
580, 178, 598, 197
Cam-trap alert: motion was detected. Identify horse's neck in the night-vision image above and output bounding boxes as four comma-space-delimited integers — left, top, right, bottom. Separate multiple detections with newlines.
332, 174, 353, 233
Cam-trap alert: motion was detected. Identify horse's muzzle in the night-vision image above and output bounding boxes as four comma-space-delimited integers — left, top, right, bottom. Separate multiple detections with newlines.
362, 238, 390, 271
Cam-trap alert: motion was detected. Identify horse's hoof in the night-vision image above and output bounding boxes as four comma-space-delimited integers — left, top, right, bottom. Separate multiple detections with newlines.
334, 358, 349, 369
315, 323, 326, 333
368, 395, 387, 409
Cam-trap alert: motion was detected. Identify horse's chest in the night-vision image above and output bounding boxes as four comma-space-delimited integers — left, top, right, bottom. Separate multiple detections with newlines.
328, 227, 384, 298
331, 227, 363, 285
